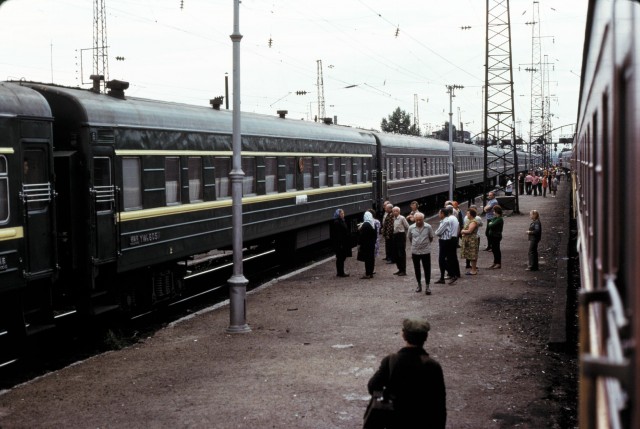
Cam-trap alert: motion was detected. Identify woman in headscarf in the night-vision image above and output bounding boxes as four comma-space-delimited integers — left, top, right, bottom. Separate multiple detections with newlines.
330, 208, 351, 277
358, 211, 378, 279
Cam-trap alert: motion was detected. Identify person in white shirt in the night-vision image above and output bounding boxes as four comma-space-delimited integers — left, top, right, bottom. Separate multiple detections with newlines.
408, 212, 434, 294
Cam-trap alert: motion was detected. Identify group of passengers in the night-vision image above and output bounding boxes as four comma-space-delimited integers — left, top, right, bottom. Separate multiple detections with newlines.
519, 168, 563, 198
330, 193, 544, 293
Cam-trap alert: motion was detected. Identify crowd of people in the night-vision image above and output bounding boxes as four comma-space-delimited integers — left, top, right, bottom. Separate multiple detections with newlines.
329, 170, 557, 292
329, 170, 560, 428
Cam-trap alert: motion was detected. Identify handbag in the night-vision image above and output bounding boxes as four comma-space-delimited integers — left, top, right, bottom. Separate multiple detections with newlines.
362, 391, 394, 429
363, 354, 398, 429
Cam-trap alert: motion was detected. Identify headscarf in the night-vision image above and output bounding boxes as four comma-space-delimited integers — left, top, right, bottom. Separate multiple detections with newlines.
363, 211, 375, 228
333, 208, 342, 220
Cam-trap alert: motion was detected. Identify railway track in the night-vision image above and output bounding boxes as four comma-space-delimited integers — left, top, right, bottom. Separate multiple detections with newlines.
0, 244, 331, 390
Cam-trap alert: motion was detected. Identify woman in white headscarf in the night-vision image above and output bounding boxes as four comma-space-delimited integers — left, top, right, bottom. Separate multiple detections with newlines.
357, 211, 378, 279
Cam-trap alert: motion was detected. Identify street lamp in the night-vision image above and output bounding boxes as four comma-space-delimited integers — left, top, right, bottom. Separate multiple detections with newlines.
227, 0, 250, 334
447, 84, 464, 200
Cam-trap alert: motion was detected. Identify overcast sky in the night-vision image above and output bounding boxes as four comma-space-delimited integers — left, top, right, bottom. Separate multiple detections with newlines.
0, 0, 587, 142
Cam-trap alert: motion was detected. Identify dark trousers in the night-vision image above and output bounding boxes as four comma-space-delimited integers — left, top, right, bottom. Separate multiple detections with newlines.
445, 239, 461, 277
485, 225, 492, 250
526, 183, 532, 195
364, 256, 375, 276
528, 240, 539, 269
438, 239, 448, 280
393, 233, 407, 273
385, 237, 394, 262
489, 237, 502, 264
411, 253, 431, 285
335, 254, 346, 275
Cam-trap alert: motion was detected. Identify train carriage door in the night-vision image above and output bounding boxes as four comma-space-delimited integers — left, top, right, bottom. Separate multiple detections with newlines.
21, 144, 55, 277
91, 155, 117, 262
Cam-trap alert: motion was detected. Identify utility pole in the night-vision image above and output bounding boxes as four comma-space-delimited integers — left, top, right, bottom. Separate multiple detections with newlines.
414, 94, 420, 130
447, 85, 463, 201
316, 60, 326, 122
93, 0, 109, 93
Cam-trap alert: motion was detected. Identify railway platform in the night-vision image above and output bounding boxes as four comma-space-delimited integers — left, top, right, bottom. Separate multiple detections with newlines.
0, 182, 577, 428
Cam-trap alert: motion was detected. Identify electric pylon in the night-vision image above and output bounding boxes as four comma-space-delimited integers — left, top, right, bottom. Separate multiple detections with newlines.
316, 60, 326, 122
483, 0, 519, 213
93, 0, 109, 93
526, 0, 544, 168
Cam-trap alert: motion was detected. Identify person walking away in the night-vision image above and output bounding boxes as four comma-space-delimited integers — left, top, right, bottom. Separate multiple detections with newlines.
434, 208, 451, 284
526, 209, 542, 271
358, 211, 378, 279
483, 192, 499, 251
367, 209, 381, 258
367, 319, 446, 429
408, 212, 434, 294
330, 208, 351, 277
486, 206, 504, 269
460, 208, 480, 275
392, 206, 410, 276
382, 203, 395, 264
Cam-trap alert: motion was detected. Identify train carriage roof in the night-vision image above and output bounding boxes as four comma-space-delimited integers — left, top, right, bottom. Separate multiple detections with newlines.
374, 131, 489, 155
0, 82, 52, 119
18, 82, 376, 147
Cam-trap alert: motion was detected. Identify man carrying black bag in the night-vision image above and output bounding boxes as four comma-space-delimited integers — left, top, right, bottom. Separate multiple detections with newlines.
365, 319, 446, 429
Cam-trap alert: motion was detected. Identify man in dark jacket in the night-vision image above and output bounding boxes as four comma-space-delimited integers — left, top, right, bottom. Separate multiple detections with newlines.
367, 319, 446, 429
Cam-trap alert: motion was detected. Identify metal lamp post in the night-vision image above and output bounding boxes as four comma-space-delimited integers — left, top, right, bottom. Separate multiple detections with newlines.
226, 0, 250, 334
447, 85, 463, 201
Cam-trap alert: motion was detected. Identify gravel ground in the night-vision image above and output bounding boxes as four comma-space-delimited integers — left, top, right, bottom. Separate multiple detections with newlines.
0, 184, 577, 429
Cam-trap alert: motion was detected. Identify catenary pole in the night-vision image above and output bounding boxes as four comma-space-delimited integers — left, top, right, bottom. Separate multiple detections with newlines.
227, 0, 250, 334
447, 85, 463, 201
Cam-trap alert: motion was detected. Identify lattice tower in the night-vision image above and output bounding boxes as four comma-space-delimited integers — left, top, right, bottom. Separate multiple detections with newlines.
316, 60, 326, 122
93, 0, 109, 93
528, 0, 544, 165
483, 0, 519, 213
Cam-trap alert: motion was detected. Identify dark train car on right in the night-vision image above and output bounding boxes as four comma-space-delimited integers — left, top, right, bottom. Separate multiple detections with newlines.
574, 1, 640, 428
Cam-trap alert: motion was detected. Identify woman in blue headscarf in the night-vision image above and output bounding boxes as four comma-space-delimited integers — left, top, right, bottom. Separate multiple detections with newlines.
330, 208, 352, 277
358, 211, 378, 279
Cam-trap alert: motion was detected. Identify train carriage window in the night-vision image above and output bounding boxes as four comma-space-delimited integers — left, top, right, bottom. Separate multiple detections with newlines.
93, 157, 114, 212
242, 157, 256, 195
214, 157, 230, 198
0, 156, 8, 223
122, 157, 142, 210
302, 156, 312, 189
285, 157, 297, 191
387, 158, 393, 180
188, 157, 203, 202
165, 157, 181, 205
265, 157, 277, 193
362, 158, 370, 182
410, 158, 416, 177
354, 158, 362, 183
332, 157, 340, 186
317, 157, 327, 187
344, 158, 352, 184
397, 158, 403, 179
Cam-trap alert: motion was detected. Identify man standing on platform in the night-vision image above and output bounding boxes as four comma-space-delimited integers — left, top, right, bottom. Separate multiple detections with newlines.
381, 202, 395, 264
483, 191, 499, 251
408, 212, 434, 294
392, 206, 409, 276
